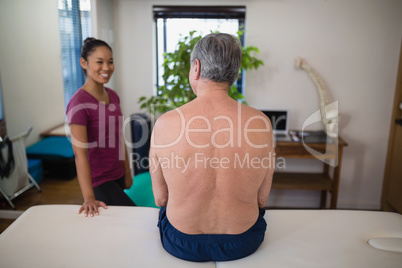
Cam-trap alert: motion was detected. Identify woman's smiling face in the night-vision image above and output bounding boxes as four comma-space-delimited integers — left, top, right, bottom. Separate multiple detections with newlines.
81, 45, 114, 85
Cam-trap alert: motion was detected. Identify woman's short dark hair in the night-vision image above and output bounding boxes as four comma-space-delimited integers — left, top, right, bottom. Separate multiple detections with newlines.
81, 38, 112, 75
190, 33, 242, 86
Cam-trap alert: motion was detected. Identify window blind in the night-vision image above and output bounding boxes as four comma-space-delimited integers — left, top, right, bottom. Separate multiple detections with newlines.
58, 0, 91, 108
153, 6, 245, 20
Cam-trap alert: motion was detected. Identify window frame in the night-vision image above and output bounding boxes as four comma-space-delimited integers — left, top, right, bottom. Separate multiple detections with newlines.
153, 6, 246, 94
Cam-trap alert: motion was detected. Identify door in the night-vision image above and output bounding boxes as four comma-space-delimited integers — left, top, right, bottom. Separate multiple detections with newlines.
382, 40, 402, 213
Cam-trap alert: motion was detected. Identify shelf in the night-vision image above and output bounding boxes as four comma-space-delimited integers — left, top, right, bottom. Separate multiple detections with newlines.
272, 172, 332, 191
272, 136, 347, 208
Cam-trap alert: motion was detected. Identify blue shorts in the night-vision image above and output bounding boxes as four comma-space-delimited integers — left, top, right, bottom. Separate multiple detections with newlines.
157, 206, 267, 262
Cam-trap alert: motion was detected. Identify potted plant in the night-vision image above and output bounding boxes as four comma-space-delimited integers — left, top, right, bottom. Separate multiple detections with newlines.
138, 30, 264, 115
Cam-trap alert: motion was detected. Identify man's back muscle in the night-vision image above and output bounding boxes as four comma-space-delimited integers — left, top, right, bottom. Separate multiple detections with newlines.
151, 95, 274, 235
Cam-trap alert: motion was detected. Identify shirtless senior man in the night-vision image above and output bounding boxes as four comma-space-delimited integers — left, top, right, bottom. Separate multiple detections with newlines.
150, 33, 275, 262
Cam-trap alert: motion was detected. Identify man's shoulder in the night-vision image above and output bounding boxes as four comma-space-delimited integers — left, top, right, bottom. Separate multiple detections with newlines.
154, 108, 184, 129
158, 108, 184, 120
239, 103, 263, 115
239, 104, 269, 121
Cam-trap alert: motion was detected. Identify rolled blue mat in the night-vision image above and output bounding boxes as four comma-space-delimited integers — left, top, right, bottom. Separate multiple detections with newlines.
125, 172, 158, 208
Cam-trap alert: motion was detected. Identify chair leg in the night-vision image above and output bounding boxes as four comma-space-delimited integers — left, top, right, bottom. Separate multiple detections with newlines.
28, 174, 41, 192
0, 187, 16, 209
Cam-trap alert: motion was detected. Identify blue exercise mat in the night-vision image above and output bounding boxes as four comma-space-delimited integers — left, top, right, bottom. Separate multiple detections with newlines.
28, 158, 43, 184
26, 137, 74, 159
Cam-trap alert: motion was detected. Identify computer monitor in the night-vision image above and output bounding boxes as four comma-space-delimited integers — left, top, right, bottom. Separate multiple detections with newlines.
260, 110, 288, 133
260, 110, 291, 141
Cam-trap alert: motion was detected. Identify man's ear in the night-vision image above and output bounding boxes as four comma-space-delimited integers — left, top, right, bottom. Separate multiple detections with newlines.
80, 57, 87, 70
193, 58, 201, 80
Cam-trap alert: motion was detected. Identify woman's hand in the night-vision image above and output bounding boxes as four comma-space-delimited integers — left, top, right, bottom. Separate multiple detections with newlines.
124, 173, 133, 189
78, 199, 108, 217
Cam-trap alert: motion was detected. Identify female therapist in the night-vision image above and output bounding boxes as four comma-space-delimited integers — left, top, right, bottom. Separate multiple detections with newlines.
66, 38, 135, 217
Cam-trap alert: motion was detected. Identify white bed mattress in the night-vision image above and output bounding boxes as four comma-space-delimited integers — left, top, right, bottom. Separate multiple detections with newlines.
0, 205, 401, 267
218, 209, 402, 268
0, 205, 213, 268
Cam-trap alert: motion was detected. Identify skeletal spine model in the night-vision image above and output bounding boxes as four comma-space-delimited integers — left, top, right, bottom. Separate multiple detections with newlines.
295, 57, 339, 138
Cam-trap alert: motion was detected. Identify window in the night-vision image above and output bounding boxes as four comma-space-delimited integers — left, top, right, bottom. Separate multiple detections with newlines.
58, 0, 91, 108
154, 6, 246, 93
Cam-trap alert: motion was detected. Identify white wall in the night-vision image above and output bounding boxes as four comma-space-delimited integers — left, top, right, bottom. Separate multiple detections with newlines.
113, 0, 402, 209
0, 0, 65, 146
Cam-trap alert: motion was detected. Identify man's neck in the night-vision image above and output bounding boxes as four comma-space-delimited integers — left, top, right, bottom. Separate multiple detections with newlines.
195, 80, 230, 100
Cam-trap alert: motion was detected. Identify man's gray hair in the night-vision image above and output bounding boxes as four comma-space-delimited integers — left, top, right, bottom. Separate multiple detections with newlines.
190, 33, 242, 86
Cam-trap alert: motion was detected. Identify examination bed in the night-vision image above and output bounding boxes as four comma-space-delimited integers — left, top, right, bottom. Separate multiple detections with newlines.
0, 205, 401, 267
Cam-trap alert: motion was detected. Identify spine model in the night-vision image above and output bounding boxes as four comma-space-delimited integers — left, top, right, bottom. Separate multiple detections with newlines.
295, 57, 339, 138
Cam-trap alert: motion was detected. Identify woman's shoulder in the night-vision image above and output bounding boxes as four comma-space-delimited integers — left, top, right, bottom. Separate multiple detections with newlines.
66, 88, 98, 113
67, 89, 85, 110
69, 88, 90, 102
104, 87, 117, 96
105, 87, 120, 103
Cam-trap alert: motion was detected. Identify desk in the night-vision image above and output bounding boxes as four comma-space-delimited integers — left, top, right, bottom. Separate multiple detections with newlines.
273, 136, 348, 209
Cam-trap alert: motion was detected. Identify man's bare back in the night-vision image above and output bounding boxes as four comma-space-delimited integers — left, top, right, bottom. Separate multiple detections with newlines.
150, 89, 274, 235
152, 33, 274, 261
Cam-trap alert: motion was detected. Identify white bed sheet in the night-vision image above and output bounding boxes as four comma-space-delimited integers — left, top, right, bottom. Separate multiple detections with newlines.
0, 205, 214, 268
1, 206, 401, 268
218, 210, 402, 268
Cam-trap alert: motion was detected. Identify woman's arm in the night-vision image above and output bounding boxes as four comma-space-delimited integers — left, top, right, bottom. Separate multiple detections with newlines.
122, 137, 133, 189
70, 124, 107, 216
